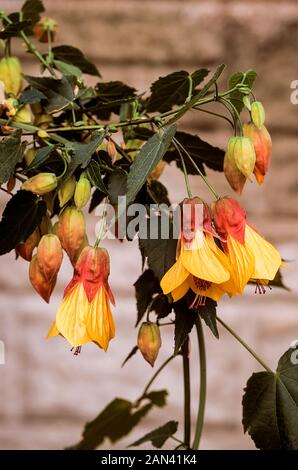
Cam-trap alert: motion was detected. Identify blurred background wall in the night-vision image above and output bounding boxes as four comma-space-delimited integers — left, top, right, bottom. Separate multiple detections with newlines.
0, 0, 297, 449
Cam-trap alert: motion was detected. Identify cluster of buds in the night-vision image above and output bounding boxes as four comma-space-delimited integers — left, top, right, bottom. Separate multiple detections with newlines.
224, 100, 272, 193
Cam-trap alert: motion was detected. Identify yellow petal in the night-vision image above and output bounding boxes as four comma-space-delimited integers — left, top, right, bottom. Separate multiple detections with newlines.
171, 277, 191, 301
180, 231, 230, 283
245, 225, 282, 280
160, 256, 189, 295
87, 286, 115, 351
55, 283, 91, 347
47, 321, 60, 338
220, 235, 254, 295
189, 277, 225, 302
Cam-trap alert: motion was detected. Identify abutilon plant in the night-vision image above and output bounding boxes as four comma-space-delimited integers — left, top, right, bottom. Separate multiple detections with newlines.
0, 0, 295, 452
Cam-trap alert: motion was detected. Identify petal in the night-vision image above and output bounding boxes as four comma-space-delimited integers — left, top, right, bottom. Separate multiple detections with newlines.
189, 277, 225, 301
86, 287, 115, 351
180, 231, 230, 283
160, 257, 189, 295
55, 283, 91, 347
220, 235, 254, 295
171, 277, 191, 301
245, 225, 282, 280
47, 321, 60, 338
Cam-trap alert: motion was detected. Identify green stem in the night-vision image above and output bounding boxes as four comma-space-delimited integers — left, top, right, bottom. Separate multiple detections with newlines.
217, 316, 273, 373
173, 137, 220, 200
172, 139, 192, 197
193, 105, 234, 128
137, 354, 176, 402
0, 118, 70, 144
192, 317, 207, 450
182, 340, 191, 448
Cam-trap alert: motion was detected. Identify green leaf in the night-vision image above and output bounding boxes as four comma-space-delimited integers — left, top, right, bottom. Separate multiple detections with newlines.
88, 188, 107, 213
85, 81, 136, 120
0, 20, 31, 39
147, 180, 171, 205
51, 45, 100, 77
86, 160, 108, 194
0, 190, 46, 255
174, 299, 198, 354
164, 131, 224, 174
127, 125, 176, 204
53, 60, 82, 78
19, 88, 46, 105
121, 345, 139, 368
66, 130, 106, 177
107, 170, 127, 206
21, 0, 45, 34
24, 75, 75, 113
199, 299, 219, 339
229, 69, 257, 113
68, 390, 167, 450
27, 145, 56, 171
134, 269, 161, 326
243, 348, 298, 449
0, 129, 24, 184
147, 68, 209, 113
164, 64, 226, 127
129, 420, 178, 449
150, 294, 173, 320
143, 390, 168, 408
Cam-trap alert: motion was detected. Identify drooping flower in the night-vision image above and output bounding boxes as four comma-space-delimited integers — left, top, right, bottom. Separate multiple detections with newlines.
243, 123, 272, 185
48, 246, 115, 351
212, 196, 282, 295
224, 136, 256, 194
160, 198, 230, 307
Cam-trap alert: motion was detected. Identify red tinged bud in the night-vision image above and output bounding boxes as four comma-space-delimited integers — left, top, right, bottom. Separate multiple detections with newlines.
137, 322, 162, 367
180, 197, 218, 246
58, 207, 86, 265
224, 137, 247, 194
16, 228, 40, 261
37, 234, 63, 282
243, 123, 272, 185
212, 197, 247, 244
106, 140, 117, 163
64, 246, 115, 305
33, 17, 57, 43
29, 255, 56, 303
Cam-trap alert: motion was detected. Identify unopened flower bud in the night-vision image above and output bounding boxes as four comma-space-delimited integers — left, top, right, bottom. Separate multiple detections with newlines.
13, 106, 31, 124
137, 322, 162, 367
6, 176, 16, 192
33, 17, 57, 43
251, 101, 265, 129
0, 57, 22, 96
58, 176, 76, 207
106, 140, 117, 163
58, 207, 86, 265
29, 255, 56, 303
24, 148, 36, 166
149, 160, 166, 181
232, 136, 256, 180
243, 122, 272, 185
223, 137, 246, 194
74, 173, 91, 209
16, 228, 40, 261
37, 234, 63, 282
22, 173, 57, 195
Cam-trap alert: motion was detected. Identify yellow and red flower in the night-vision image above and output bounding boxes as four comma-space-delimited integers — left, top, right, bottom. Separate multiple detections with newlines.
48, 246, 115, 351
212, 197, 282, 295
160, 198, 230, 307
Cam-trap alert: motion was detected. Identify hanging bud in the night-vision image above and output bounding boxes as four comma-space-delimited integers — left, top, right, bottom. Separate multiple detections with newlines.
58, 207, 86, 265
24, 148, 36, 166
37, 234, 63, 282
223, 137, 246, 194
29, 255, 56, 303
243, 122, 272, 185
251, 101, 265, 129
6, 177, 16, 192
74, 173, 91, 209
16, 228, 40, 261
106, 140, 117, 163
39, 214, 52, 236
21, 173, 57, 195
58, 176, 76, 208
232, 136, 256, 181
0, 57, 22, 96
33, 17, 57, 43
137, 322, 162, 367
149, 160, 166, 181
